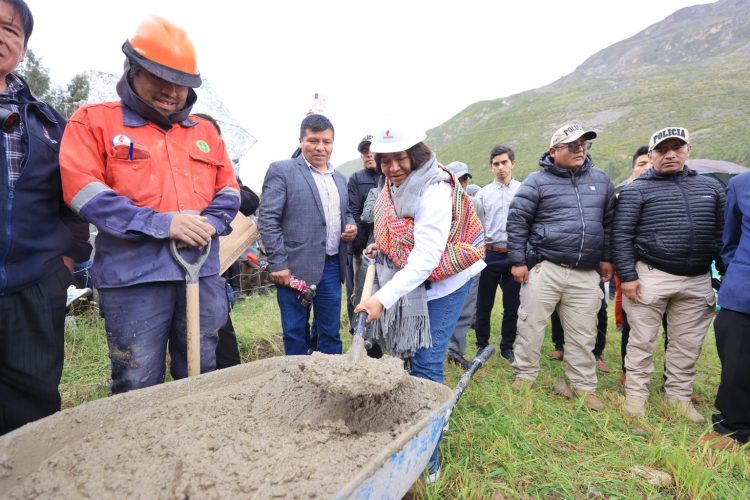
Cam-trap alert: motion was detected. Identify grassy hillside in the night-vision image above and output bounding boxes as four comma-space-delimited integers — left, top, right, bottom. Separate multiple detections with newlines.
431, 48, 750, 186
339, 0, 750, 186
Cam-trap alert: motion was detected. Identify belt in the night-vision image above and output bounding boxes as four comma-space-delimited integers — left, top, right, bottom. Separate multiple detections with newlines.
486, 245, 508, 253
545, 258, 587, 269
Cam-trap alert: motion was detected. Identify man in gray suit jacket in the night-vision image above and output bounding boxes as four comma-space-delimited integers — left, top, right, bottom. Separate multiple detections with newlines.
259, 114, 356, 355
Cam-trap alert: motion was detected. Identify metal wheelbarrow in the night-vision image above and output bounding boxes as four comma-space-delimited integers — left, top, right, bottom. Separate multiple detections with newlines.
0, 350, 493, 499
337, 345, 495, 499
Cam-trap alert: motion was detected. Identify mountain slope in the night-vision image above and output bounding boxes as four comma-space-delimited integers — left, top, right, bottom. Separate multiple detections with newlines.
410, 0, 750, 186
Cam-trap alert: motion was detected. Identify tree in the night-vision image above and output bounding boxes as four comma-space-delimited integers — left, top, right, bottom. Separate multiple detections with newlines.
56, 73, 90, 117
14, 49, 89, 117
66, 74, 90, 104
16, 49, 50, 98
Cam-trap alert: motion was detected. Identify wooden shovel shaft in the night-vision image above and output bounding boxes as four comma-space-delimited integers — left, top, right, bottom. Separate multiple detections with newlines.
186, 282, 201, 376
348, 262, 376, 362
361, 263, 376, 302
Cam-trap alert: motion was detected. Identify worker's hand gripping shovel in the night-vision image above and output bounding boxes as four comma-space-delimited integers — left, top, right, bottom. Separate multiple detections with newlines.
347, 254, 375, 362
170, 240, 211, 377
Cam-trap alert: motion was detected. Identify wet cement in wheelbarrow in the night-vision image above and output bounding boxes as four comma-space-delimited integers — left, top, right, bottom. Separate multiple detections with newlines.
299, 351, 409, 397
3, 360, 440, 499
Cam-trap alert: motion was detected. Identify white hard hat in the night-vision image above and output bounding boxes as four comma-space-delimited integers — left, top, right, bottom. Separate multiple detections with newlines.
369, 126, 426, 153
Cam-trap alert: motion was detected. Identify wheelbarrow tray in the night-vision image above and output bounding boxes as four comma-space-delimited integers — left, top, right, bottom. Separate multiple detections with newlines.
0, 356, 453, 499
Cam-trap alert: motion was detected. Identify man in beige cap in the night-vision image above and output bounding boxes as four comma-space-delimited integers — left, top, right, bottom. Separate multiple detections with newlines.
507, 123, 615, 410
613, 127, 725, 423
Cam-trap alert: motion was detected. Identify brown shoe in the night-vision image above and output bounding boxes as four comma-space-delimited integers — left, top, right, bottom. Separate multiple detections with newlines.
574, 389, 605, 411
690, 393, 701, 405
595, 357, 610, 373
701, 432, 741, 451
547, 349, 564, 361
511, 377, 533, 391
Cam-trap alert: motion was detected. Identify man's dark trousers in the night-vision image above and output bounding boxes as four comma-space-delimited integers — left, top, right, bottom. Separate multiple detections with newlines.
277, 255, 342, 355
712, 308, 750, 443
0, 262, 70, 435
99, 275, 227, 394
475, 250, 521, 351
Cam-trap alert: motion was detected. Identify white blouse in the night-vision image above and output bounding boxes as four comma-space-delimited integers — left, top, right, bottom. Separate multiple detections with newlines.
374, 181, 486, 309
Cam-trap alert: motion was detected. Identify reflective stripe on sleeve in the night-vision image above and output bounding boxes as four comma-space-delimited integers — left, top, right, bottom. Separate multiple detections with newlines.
70, 182, 112, 214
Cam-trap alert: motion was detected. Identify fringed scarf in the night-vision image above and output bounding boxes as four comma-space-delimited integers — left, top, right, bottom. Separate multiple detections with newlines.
371, 155, 485, 358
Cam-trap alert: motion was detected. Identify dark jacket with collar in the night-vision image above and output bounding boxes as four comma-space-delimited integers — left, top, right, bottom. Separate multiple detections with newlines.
347, 167, 381, 254
507, 152, 616, 270
613, 165, 725, 282
0, 76, 91, 294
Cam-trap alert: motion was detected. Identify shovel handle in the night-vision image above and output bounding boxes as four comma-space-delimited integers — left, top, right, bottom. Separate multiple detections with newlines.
354, 259, 376, 337
186, 282, 200, 376
361, 263, 375, 301
170, 240, 211, 284
170, 240, 211, 378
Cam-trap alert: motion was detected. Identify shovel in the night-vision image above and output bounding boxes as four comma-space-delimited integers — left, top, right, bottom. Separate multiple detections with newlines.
170, 240, 211, 377
298, 253, 409, 397
347, 254, 376, 362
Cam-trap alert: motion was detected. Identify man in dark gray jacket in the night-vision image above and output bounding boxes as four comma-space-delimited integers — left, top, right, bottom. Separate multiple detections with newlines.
613, 126, 724, 423
507, 123, 615, 411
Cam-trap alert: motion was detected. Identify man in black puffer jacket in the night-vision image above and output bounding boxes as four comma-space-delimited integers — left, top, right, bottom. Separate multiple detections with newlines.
507, 123, 615, 410
613, 126, 724, 423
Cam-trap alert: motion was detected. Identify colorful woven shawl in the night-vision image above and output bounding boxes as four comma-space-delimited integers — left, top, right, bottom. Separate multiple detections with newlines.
374, 171, 485, 281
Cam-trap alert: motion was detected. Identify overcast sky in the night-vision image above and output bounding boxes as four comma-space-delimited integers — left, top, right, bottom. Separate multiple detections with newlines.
27, 0, 713, 189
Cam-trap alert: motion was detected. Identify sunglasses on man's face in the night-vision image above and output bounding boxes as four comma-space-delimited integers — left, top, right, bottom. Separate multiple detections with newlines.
556, 141, 592, 153
651, 143, 688, 155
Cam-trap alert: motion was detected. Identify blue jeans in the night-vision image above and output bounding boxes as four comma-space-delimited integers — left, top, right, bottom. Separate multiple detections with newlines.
73, 260, 92, 289
98, 275, 227, 394
410, 280, 470, 474
277, 255, 342, 355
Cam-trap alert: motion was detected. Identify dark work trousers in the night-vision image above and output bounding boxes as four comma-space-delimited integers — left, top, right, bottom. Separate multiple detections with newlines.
344, 248, 356, 334
474, 250, 521, 351
0, 261, 70, 435
620, 309, 669, 372
712, 308, 750, 443
551, 281, 607, 357
216, 313, 242, 369
98, 275, 227, 394
216, 269, 242, 370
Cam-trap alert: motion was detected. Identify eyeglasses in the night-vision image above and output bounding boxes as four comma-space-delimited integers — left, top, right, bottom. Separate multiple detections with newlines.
555, 141, 592, 153
652, 143, 688, 155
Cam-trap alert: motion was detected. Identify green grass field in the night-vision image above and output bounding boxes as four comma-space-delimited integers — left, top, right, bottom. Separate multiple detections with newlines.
61, 294, 748, 499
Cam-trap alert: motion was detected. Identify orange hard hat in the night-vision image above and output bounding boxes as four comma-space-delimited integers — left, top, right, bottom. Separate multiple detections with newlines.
122, 16, 201, 88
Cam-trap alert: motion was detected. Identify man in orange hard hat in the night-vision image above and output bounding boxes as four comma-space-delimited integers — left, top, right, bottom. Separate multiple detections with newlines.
59, 17, 240, 394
